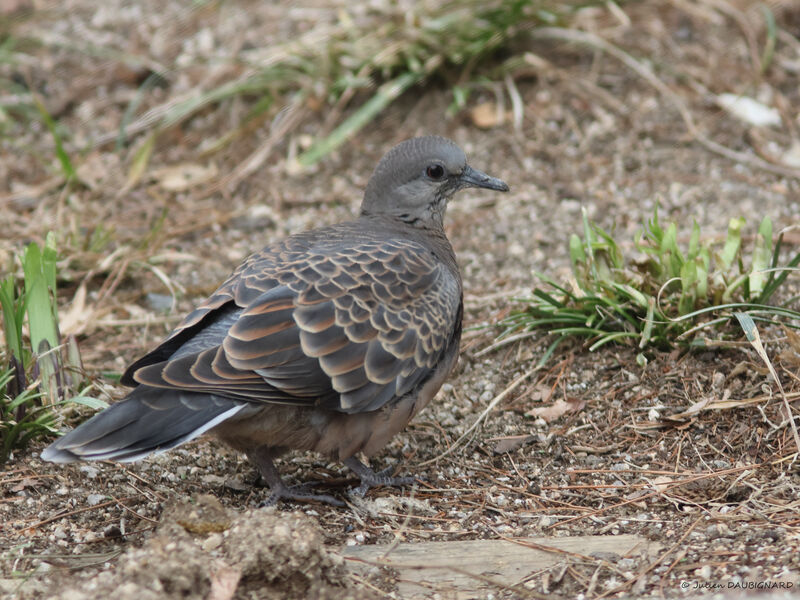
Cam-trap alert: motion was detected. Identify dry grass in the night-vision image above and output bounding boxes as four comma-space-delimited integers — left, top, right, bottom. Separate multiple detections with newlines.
2, 0, 800, 598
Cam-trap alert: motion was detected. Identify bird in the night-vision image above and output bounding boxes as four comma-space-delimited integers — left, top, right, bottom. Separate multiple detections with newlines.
42, 135, 509, 505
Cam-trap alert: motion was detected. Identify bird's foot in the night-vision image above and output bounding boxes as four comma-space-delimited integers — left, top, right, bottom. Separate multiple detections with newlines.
344, 457, 418, 498
249, 447, 345, 507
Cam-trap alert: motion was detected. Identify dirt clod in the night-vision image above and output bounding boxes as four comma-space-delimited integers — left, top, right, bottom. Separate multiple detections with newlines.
170, 494, 231, 534
28, 497, 372, 600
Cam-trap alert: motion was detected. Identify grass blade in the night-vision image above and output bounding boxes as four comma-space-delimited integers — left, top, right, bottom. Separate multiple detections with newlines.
22, 239, 61, 403
32, 96, 75, 181
0, 276, 25, 363
735, 312, 800, 452
298, 70, 425, 167
748, 216, 772, 297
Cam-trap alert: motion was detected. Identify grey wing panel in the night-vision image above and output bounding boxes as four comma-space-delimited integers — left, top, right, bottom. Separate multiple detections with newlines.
129, 234, 461, 415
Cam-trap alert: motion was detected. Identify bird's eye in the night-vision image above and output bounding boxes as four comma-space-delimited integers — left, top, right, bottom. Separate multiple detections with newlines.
425, 164, 445, 180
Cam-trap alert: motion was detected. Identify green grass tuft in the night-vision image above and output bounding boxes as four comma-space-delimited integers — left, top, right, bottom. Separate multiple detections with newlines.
499, 206, 800, 363
0, 235, 103, 463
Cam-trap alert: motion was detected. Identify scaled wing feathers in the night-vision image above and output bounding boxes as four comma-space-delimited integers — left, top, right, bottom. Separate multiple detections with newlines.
128, 225, 461, 414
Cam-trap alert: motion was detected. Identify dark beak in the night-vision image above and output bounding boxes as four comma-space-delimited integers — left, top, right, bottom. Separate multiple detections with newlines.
459, 164, 509, 192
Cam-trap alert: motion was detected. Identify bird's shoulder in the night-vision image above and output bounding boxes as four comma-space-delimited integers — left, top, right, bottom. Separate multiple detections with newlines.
213, 218, 459, 310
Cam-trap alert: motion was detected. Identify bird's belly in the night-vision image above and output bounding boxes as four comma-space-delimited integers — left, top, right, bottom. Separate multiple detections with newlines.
210, 399, 415, 460
211, 343, 458, 460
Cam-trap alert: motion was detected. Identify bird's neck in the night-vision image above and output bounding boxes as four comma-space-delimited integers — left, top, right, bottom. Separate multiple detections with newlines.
360, 203, 447, 232
358, 213, 456, 264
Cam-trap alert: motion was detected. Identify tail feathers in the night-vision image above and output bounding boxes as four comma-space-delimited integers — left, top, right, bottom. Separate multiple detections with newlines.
41, 387, 244, 463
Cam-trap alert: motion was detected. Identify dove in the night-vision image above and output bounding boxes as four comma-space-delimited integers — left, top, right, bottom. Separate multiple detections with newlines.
42, 136, 509, 505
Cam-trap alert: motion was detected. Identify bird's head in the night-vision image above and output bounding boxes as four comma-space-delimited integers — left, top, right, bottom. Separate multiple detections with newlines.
361, 136, 509, 228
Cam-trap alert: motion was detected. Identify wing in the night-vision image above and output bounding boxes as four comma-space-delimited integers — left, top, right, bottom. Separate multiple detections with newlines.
123, 229, 462, 415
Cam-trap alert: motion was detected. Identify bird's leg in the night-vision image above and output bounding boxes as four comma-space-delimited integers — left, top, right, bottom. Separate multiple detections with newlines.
247, 446, 344, 507
343, 457, 418, 498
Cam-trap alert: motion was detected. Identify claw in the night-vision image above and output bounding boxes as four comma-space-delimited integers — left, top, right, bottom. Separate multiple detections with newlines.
248, 447, 418, 506
249, 446, 345, 507
344, 457, 418, 497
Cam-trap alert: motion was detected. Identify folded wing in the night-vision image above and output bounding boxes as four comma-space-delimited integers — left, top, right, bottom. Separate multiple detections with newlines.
126, 232, 462, 415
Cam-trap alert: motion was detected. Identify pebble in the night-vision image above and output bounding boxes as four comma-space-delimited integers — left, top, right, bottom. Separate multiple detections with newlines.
695, 564, 712, 579
79, 465, 100, 478
87, 494, 106, 506
201, 533, 223, 552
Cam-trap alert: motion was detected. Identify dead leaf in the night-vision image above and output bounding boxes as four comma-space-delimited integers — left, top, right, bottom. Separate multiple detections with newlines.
470, 102, 504, 129
491, 435, 535, 454
727, 361, 751, 378
11, 477, 39, 492
778, 326, 800, 367
650, 476, 674, 493
785, 326, 800, 352
60, 283, 92, 336
526, 398, 585, 422
151, 162, 219, 191
528, 383, 553, 403
736, 312, 800, 452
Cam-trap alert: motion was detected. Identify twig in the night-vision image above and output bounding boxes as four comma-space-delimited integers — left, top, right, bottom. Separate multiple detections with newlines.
110, 494, 159, 524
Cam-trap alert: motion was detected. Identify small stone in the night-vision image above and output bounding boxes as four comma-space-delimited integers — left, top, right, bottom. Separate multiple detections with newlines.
87, 494, 106, 506
79, 465, 100, 478
224, 478, 247, 492
695, 564, 712, 579
201, 533, 223, 552
591, 551, 620, 562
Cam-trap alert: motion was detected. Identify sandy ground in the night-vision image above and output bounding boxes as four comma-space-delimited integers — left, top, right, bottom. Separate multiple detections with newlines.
3, 1, 800, 598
